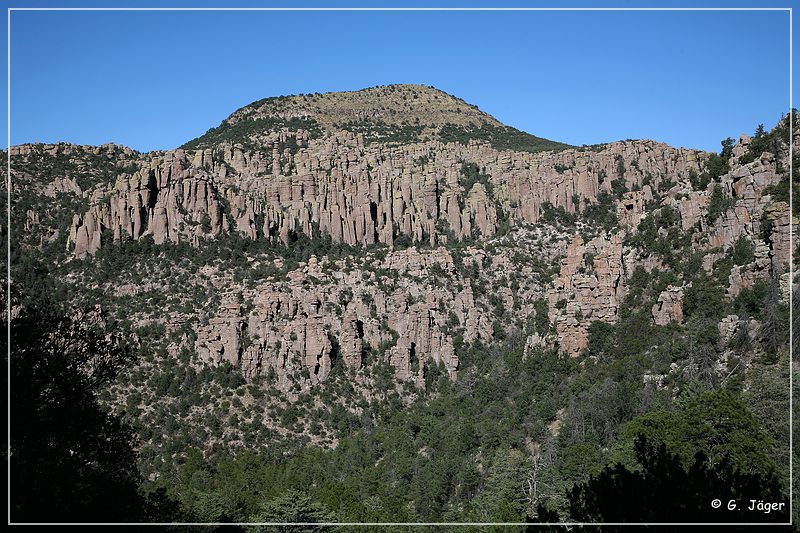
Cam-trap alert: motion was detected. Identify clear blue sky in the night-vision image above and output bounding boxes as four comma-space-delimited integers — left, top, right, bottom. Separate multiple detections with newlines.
3, 1, 796, 153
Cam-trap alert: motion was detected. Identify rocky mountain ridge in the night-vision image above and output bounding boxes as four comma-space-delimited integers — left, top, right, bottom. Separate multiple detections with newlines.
10, 86, 796, 394
15, 134, 704, 258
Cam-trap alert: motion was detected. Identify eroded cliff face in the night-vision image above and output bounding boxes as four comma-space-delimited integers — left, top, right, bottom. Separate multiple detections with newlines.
186, 231, 568, 390
11, 87, 797, 384
652, 286, 684, 326
546, 234, 625, 355
195, 248, 481, 390
686, 141, 792, 268
59, 135, 706, 259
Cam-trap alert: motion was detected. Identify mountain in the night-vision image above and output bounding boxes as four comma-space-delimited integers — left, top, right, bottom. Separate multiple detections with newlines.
181, 84, 571, 153
7, 86, 796, 524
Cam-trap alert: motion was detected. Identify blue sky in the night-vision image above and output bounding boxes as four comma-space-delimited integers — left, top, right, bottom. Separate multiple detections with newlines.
3, 1, 796, 153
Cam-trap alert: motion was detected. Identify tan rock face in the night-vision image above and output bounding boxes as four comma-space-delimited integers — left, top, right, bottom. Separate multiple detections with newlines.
676, 191, 709, 231
54, 138, 715, 376
196, 300, 243, 371
62, 135, 706, 258
616, 186, 652, 229
765, 202, 794, 272
695, 144, 786, 260
43, 176, 82, 198
69, 212, 102, 257
704, 205, 752, 250
194, 247, 498, 390
651, 286, 684, 326
730, 134, 750, 165
523, 332, 551, 358
547, 233, 625, 355
727, 241, 771, 297
726, 152, 779, 211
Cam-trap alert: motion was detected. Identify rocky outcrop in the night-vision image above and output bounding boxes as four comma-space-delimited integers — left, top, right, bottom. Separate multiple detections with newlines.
727, 241, 771, 297
616, 186, 652, 229
523, 332, 554, 358
651, 286, 684, 326
676, 191, 709, 231
58, 132, 706, 258
704, 205, 752, 251
718, 314, 740, 345
386, 301, 458, 385
195, 248, 497, 390
764, 201, 794, 272
547, 233, 625, 355
66, 153, 230, 257
729, 134, 750, 166
726, 152, 779, 211
196, 300, 244, 373
69, 211, 102, 257
196, 288, 351, 388
43, 176, 82, 197
697, 137, 787, 270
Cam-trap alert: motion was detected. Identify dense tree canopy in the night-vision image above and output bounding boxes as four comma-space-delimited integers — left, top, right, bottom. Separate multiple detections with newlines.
8, 298, 143, 521
570, 435, 787, 526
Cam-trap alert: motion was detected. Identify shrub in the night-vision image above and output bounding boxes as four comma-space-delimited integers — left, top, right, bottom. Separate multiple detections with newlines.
439, 123, 571, 153
707, 185, 734, 224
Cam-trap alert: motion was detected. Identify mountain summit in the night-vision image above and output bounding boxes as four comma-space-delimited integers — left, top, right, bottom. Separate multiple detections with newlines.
233, 84, 500, 129
182, 84, 571, 153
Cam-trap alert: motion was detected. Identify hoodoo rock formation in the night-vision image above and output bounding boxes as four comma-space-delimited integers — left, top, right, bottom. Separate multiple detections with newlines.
11, 84, 796, 387
62, 136, 708, 261
547, 234, 625, 356
194, 247, 487, 388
